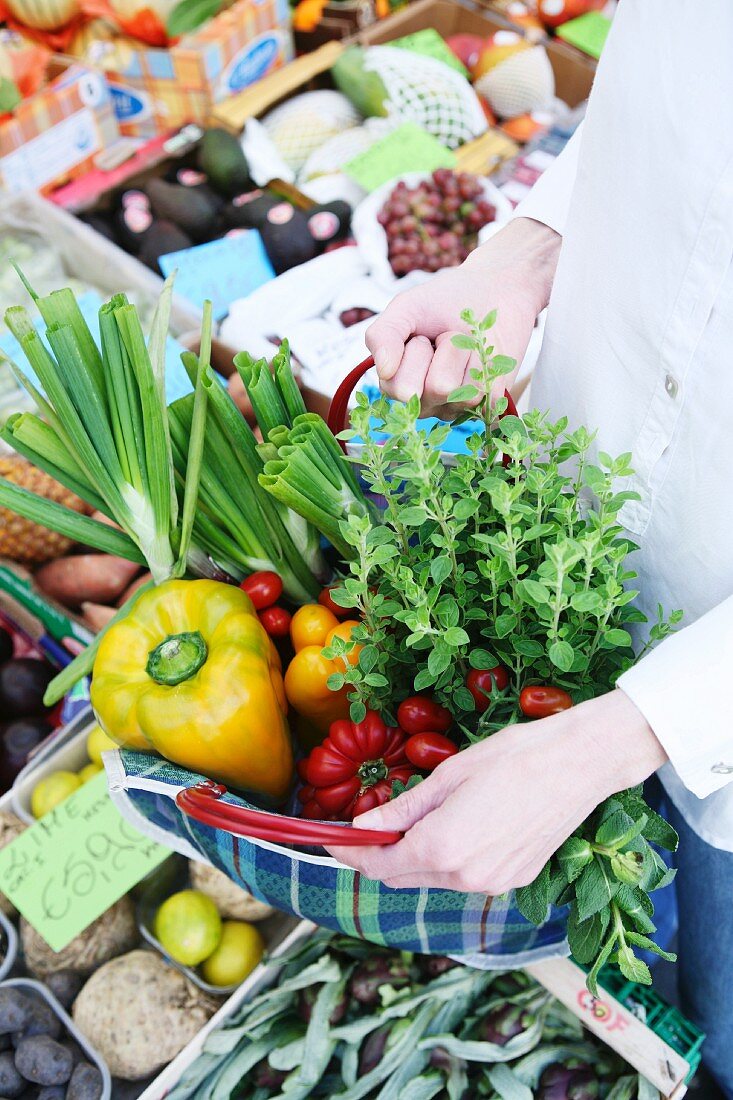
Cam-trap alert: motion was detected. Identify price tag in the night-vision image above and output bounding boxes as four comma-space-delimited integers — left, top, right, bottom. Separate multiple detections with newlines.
556, 12, 611, 59
158, 231, 275, 321
344, 123, 456, 193
390, 29, 468, 76
0, 772, 169, 951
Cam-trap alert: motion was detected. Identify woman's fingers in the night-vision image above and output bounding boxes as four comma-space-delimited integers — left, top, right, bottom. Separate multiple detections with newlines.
380, 335, 434, 403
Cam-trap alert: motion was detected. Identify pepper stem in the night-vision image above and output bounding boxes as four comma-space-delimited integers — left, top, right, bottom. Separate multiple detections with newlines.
358, 758, 389, 787
146, 631, 208, 686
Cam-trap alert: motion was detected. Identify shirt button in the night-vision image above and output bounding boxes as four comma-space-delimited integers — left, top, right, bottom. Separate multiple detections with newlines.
711, 762, 733, 775
665, 375, 679, 399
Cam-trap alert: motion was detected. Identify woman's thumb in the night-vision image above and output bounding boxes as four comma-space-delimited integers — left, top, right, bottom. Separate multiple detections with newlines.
353, 774, 446, 833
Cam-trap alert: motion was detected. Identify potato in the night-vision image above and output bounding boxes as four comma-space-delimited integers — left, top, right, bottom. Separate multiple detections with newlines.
35, 555, 140, 609
0, 1049, 24, 1096
0, 989, 33, 1034
189, 861, 275, 921
80, 602, 116, 632
22, 896, 138, 978
73, 950, 214, 1079
15, 1036, 74, 1086
0, 811, 26, 916
67, 1061, 104, 1100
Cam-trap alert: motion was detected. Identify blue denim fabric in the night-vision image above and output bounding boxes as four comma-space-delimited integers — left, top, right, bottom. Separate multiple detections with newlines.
666, 799, 733, 1098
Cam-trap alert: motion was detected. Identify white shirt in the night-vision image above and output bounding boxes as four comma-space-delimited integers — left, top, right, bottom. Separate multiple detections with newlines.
516, 0, 733, 850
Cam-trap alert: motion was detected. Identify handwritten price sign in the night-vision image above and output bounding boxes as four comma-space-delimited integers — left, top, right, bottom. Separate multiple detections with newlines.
0, 772, 169, 951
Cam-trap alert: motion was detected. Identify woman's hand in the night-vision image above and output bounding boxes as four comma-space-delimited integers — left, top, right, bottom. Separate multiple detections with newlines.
326, 690, 667, 893
365, 217, 561, 420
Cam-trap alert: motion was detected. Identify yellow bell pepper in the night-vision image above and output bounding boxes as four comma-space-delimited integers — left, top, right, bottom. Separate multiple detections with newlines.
284, 605, 361, 740
90, 579, 293, 802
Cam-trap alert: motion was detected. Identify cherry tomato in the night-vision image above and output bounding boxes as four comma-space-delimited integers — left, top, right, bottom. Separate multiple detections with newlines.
397, 696, 452, 735
519, 685, 573, 718
290, 603, 339, 651
240, 570, 283, 610
467, 666, 509, 712
318, 586, 350, 618
258, 605, 292, 637
404, 732, 458, 771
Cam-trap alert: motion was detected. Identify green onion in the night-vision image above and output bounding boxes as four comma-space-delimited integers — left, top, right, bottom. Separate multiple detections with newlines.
234, 352, 291, 438
273, 339, 307, 422
174, 300, 211, 577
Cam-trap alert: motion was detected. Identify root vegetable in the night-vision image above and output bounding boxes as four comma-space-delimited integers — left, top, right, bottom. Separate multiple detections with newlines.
0, 1049, 24, 1096
73, 950, 214, 1079
80, 603, 116, 632
0, 812, 26, 915
43, 972, 85, 1011
67, 1061, 104, 1100
189, 861, 275, 921
22, 896, 138, 978
14, 1036, 74, 1085
116, 572, 152, 607
35, 556, 140, 609
0, 989, 32, 1035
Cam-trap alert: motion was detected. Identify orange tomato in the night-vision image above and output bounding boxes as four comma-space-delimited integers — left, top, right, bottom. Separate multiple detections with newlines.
325, 620, 362, 669
290, 603, 339, 652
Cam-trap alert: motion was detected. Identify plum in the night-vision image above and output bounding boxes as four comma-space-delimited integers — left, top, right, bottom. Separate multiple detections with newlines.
66, 1063, 103, 1100
14, 1037, 74, 1086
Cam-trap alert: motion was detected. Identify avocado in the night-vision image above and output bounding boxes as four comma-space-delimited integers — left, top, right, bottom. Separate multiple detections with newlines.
146, 177, 220, 242
78, 212, 116, 244
331, 47, 389, 118
138, 220, 193, 273
223, 188, 280, 230
165, 165, 225, 213
197, 128, 253, 198
259, 203, 318, 274
306, 200, 352, 248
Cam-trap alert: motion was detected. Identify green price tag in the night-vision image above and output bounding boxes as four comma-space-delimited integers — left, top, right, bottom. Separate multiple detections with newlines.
0, 772, 169, 951
557, 12, 612, 59
390, 29, 468, 76
344, 123, 456, 193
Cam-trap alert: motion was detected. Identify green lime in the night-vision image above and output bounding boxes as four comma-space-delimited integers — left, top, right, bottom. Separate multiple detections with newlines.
200, 921, 264, 987
31, 771, 82, 818
154, 890, 222, 967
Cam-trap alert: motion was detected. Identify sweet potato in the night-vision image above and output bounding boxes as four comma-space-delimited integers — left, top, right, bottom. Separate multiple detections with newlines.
35, 556, 140, 609
116, 572, 152, 608
80, 603, 117, 632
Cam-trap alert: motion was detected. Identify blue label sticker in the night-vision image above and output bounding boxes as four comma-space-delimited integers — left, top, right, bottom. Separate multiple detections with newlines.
109, 83, 152, 122
221, 33, 280, 95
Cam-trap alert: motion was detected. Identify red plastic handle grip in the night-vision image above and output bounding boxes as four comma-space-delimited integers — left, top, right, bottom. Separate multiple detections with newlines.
326, 355, 519, 458
176, 781, 402, 847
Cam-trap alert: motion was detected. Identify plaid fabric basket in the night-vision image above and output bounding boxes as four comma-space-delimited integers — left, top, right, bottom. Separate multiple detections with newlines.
105, 748, 570, 967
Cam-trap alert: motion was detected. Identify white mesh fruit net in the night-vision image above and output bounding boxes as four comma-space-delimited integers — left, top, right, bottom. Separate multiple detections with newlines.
362, 46, 488, 150
299, 118, 397, 182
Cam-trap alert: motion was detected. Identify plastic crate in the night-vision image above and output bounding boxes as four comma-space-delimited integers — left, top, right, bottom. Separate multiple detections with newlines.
598, 968, 705, 1081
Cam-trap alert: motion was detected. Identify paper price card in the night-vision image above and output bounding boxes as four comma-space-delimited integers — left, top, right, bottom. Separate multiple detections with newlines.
344, 123, 456, 193
0, 771, 169, 951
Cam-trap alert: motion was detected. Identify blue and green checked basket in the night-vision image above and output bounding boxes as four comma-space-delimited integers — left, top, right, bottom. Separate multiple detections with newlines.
105, 748, 569, 966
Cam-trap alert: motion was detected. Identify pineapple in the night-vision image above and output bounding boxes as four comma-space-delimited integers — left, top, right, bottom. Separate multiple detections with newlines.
0, 456, 89, 564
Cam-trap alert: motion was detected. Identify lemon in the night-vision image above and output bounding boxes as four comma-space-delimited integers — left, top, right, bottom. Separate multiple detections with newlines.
154, 890, 222, 967
31, 771, 82, 818
200, 921, 264, 987
86, 724, 118, 765
78, 762, 103, 784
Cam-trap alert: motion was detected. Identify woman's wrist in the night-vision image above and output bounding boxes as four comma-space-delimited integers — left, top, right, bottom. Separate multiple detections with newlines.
464, 216, 562, 317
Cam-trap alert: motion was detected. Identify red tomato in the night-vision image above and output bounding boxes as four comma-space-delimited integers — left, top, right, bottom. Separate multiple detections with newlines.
258, 605, 291, 637
537, 0, 605, 29
397, 696, 452, 735
466, 667, 509, 712
405, 733, 458, 771
240, 570, 283, 610
446, 33, 485, 71
519, 685, 573, 718
318, 585, 350, 618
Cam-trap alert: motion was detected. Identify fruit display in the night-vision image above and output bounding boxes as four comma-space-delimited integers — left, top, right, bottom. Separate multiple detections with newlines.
377, 168, 498, 276
0, 985, 104, 1100
27, 725, 115, 819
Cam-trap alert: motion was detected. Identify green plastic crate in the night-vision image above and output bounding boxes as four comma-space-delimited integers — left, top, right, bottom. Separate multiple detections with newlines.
598, 968, 705, 1081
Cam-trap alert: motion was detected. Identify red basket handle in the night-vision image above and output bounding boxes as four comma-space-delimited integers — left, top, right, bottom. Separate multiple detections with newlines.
176, 781, 402, 847
326, 355, 519, 459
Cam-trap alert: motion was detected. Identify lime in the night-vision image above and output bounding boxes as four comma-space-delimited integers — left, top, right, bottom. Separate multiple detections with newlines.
154, 890, 222, 967
200, 921, 264, 987
78, 762, 103, 784
86, 724, 118, 765
31, 771, 82, 818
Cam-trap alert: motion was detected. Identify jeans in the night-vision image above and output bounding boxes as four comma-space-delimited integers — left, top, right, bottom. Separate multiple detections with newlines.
666, 799, 733, 1098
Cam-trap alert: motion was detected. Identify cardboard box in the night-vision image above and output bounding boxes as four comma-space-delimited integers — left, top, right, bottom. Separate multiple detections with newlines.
85, 0, 294, 139
0, 60, 121, 195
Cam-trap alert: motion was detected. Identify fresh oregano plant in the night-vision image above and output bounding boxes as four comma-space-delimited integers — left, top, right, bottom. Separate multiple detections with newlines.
325, 308, 681, 990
